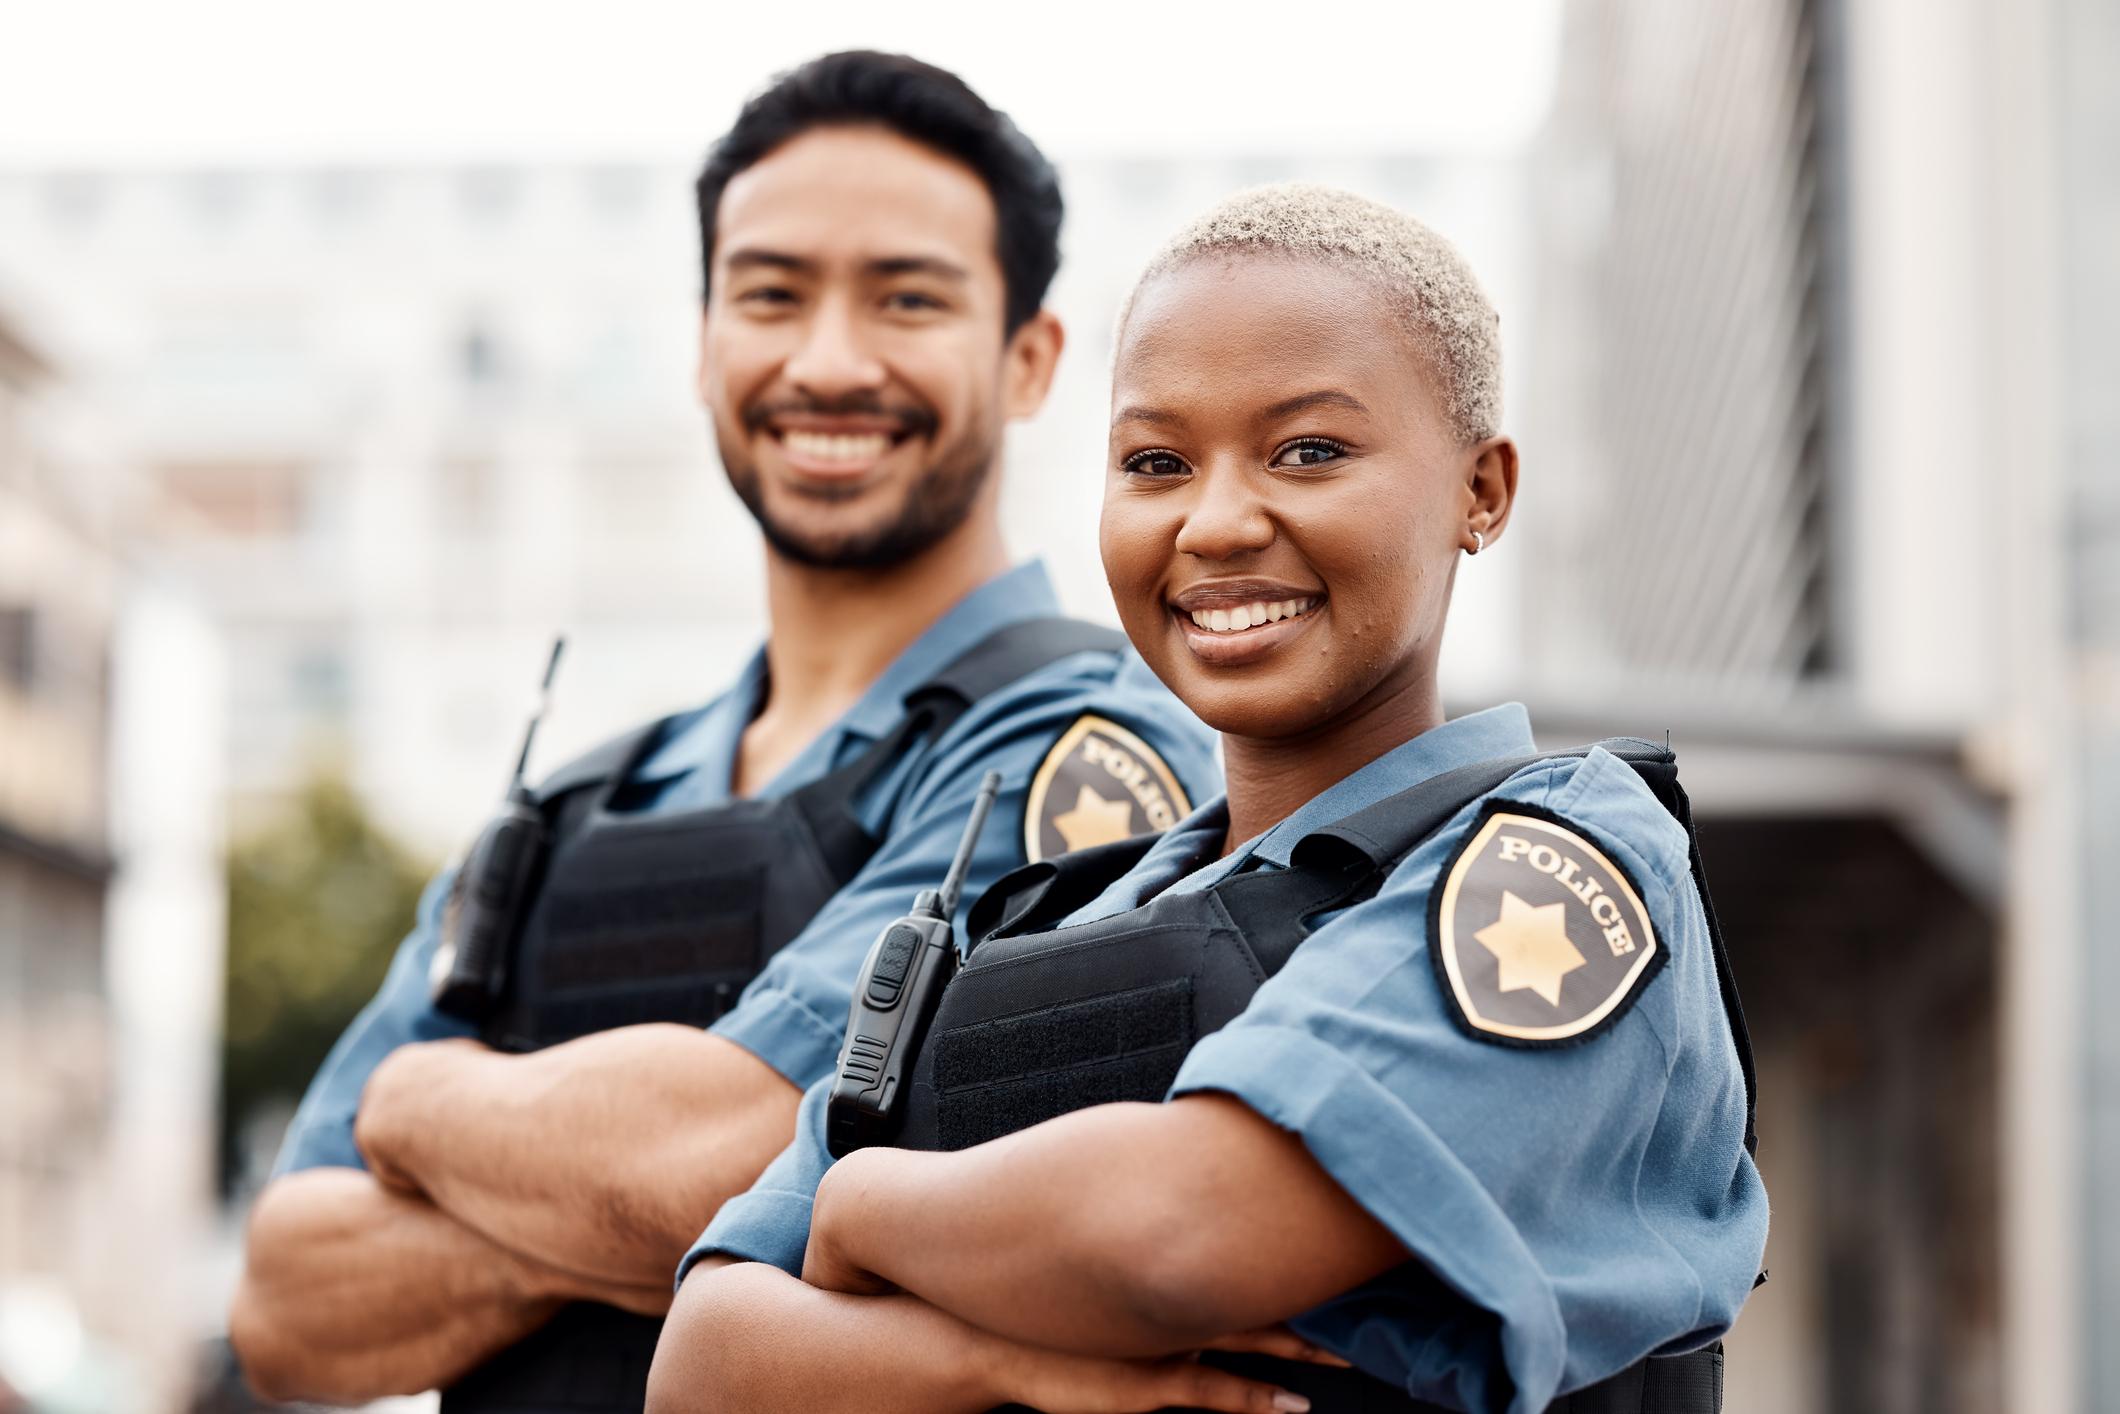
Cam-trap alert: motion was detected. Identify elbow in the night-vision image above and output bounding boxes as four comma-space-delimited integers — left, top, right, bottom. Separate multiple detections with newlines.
647, 1262, 769, 1414
228, 1182, 403, 1405
228, 1266, 346, 1405
226, 1278, 296, 1403
228, 1194, 316, 1403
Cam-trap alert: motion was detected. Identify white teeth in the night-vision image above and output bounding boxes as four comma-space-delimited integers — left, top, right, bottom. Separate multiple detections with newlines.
1186, 597, 1319, 633
782, 430, 891, 465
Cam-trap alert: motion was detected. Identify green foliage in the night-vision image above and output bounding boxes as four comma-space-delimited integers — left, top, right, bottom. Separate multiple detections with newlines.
220, 773, 433, 1189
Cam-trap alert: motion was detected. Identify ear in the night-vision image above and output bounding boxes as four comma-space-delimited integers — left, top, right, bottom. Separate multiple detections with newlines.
1460, 436, 1520, 552
1001, 309, 1066, 421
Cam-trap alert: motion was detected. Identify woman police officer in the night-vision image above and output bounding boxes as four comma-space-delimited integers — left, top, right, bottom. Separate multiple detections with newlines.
646, 184, 1767, 1414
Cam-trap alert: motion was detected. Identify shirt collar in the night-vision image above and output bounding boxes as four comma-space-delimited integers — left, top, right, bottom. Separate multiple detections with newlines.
632, 560, 1064, 794
1200, 702, 1538, 883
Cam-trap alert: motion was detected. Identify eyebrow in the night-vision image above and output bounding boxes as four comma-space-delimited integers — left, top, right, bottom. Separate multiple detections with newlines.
723, 247, 814, 274
1112, 404, 1186, 429
720, 248, 970, 283
867, 255, 970, 282
1260, 389, 1374, 421
1112, 389, 1374, 431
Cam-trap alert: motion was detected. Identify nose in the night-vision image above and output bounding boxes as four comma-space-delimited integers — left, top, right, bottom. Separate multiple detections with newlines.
1172, 464, 1276, 562
784, 294, 887, 400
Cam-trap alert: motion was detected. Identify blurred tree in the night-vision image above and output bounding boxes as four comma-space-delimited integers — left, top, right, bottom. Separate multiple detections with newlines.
220, 773, 432, 1192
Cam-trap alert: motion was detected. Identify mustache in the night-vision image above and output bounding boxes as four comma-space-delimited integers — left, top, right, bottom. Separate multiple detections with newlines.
742, 393, 939, 439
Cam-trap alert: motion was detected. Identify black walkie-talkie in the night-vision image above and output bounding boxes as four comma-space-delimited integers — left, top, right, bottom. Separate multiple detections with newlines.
430, 637, 565, 1021
826, 769, 1002, 1157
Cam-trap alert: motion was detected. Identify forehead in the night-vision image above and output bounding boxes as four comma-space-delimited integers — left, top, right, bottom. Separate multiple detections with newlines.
714, 126, 1000, 279
1113, 255, 1441, 426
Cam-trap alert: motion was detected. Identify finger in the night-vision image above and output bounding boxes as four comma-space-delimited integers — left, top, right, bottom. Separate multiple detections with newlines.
1158, 1362, 1313, 1414
1200, 1326, 1353, 1368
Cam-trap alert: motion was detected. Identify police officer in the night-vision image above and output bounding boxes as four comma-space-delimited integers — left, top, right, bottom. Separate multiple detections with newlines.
649, 185, 1767, 1414
227, 53, 1219, 1409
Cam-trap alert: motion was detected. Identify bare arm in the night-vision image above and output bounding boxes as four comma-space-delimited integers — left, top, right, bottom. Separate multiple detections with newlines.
804, 1095, 1406, 1358
646, 1258, 1332, 1414
230, 1167, 670, 1404
355, 1025, 803, 1286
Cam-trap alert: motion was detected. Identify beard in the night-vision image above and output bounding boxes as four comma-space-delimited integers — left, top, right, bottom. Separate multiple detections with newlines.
720, 395, 1001, 571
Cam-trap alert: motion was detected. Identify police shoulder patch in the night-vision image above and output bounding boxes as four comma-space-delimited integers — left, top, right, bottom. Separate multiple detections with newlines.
1428, 800, 1666, 1047
1024, 715, 1190, 862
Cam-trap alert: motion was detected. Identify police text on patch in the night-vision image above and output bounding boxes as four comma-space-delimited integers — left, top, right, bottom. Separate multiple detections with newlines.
1494, 833, 1637, 956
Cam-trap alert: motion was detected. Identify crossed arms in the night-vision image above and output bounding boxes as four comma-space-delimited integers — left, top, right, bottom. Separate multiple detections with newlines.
230, 1025, 800, 1402
647, 1094, 1407, 1414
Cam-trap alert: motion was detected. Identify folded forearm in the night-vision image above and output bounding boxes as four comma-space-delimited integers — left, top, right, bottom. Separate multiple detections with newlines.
230, 1168, 575, 1402
815, 1120, 1184, 1357
359, 1026, 802, 1285
816, 1098, 1404, 1357
647, 1260, 1000, 1414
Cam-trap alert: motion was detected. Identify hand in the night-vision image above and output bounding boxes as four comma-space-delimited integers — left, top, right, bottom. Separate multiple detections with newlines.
800, 1220, 891, 1296
992, 1325, 1349, 1414
354, 1038, 494, 1192
801, 1152, 896, 1296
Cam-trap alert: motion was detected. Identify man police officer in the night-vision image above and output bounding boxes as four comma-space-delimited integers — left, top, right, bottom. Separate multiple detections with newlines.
228, 51, 1218, 1410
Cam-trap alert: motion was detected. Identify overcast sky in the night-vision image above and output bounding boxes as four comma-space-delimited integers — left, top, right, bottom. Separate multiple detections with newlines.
3, 0, 1561, 165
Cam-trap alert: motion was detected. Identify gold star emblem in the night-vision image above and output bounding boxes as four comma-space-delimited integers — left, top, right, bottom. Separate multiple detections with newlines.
1472, 890, 1587, 1007
1051, 784, 1136, 851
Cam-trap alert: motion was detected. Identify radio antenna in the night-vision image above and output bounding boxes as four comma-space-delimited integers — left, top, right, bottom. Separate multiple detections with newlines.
509, 636, 567, 792
935, 770, 1004, 919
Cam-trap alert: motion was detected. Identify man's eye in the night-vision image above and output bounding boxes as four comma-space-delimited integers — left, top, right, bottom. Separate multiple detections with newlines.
1122, 451, 1190, 477
1271, 439, 1346, 469
885, 291, 945, 312
736, 286, 798, 306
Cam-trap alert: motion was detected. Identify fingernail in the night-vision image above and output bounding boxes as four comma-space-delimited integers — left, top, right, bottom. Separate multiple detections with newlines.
1273, 1395, 1311, 1413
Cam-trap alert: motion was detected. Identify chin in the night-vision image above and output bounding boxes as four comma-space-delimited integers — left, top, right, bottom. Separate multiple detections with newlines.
1154, 669, 1327, 742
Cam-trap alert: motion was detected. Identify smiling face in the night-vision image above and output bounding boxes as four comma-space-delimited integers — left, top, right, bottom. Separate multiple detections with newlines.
1101, 253, 1514, 742
701, 125, 1061, 569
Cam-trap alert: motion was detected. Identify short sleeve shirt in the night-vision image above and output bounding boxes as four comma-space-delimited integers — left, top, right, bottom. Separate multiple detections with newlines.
686, 705, 1766, 1414
270, 561, 1221, 1177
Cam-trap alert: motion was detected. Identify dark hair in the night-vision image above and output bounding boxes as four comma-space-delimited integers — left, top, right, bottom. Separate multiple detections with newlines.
694, 51, 1063, 333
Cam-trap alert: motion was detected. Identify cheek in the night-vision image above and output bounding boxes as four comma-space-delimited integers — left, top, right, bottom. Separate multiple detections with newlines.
1307, 496, 1439, 653
701, 325, 772, 411
893, 337, 989, 420
1097, 492, 1168, 598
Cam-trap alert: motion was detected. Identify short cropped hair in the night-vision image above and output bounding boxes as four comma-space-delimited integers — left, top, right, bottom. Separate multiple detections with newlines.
694, 51, 1064, 333
1123, 183, 1502, 443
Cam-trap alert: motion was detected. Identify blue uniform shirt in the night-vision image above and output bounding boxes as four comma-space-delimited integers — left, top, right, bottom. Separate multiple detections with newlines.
688, 704, 1766, 1414
271, 561, 1221, 1177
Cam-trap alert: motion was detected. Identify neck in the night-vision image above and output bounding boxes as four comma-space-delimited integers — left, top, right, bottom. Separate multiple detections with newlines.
1217, 666, 1445, 853
758, 510, 1011, 716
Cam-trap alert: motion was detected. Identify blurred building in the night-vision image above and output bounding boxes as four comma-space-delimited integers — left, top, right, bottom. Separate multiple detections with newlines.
0, 301, 228, 1411
0, 310, 129, 1406
1518, 0, 2115, 1410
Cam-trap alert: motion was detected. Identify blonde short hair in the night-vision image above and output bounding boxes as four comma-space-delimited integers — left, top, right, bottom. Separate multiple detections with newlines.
1120, 182, 1502, 443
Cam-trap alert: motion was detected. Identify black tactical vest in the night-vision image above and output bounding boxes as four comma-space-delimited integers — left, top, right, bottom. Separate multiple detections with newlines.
905, 740, 1754, 1414
441, 617, 1124, 1414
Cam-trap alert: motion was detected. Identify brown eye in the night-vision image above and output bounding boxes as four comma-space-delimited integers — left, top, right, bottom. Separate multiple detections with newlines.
1271, 439, 1345, 469
1123, 450, 1190, 477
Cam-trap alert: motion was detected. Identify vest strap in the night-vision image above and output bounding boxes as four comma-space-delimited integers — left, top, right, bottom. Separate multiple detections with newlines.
793, 617, 1127, 885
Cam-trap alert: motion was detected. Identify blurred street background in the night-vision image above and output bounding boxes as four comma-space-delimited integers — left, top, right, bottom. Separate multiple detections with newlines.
0, 0, 2114, 1409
